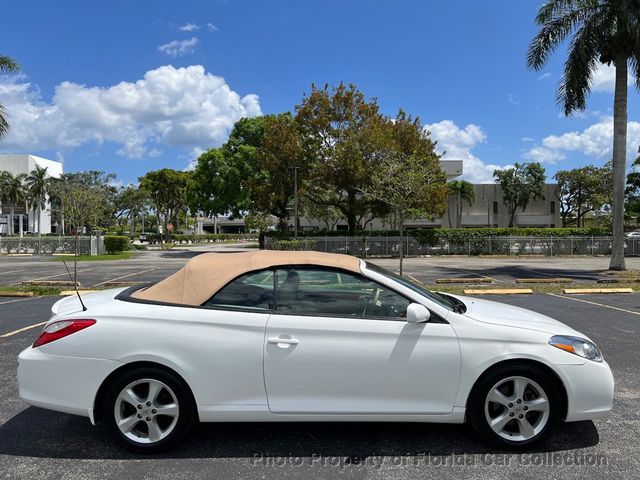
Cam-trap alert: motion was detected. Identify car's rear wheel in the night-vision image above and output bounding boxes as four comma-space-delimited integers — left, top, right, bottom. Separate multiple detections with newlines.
103, 367, 194, 453
468, 364, 561, 448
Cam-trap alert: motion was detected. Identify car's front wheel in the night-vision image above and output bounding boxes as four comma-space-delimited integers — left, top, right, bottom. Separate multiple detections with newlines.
103, 367, 195, 453
468, 364, 561, 448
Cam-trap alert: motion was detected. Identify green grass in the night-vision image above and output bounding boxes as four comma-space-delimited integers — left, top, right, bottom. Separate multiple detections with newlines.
49, 252, 134, 262
0, 285, 64, 296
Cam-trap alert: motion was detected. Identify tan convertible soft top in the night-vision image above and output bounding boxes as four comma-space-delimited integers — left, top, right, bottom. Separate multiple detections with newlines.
131, 250, 362, 306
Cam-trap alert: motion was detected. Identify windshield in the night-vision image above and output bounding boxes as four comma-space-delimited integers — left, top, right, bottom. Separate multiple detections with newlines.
365, 262, 463, 312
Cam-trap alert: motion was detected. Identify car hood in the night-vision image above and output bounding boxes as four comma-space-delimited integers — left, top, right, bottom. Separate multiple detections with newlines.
448, 294, 580, 336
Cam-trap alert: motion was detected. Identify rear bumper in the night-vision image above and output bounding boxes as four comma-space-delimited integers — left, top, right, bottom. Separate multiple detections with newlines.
18, 346, 121, 418
556, 359, 615, 422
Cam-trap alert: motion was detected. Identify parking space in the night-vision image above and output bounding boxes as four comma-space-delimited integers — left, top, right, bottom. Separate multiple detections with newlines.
0, 282, 638, 479
371, 256, 640, 284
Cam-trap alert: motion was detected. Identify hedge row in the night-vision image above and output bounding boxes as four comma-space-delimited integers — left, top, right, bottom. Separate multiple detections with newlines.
104, 235, 130, 254
117, 233, 258, 244
261, 227, 610, 246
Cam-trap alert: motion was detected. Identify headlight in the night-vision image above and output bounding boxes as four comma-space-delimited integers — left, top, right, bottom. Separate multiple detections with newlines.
549, 335, 602, 362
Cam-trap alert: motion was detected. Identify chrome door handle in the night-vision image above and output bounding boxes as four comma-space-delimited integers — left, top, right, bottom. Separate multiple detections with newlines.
268, 337, 299, 347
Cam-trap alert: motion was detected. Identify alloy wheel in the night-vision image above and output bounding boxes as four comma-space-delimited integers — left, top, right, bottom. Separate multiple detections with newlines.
484, 375, 550, 442
113, 378, 180, 444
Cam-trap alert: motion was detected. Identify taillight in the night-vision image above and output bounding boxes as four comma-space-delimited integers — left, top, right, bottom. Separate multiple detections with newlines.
32, 319, 96, 348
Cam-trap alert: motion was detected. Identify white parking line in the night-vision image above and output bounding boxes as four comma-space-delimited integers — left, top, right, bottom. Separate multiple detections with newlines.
91, 268, 155, 287
9, 269, 92, 285
547, 293, 640, 317
0, 268, 31, 276
0, 297, 36, 305
0, 321, 47, 338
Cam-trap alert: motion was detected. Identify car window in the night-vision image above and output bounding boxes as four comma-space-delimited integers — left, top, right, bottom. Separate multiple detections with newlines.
204, 270, 274, 311
275, 267, 410, 319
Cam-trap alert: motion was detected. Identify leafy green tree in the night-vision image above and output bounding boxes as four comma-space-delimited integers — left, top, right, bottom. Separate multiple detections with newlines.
250, 113, 305, 230
527, 0, 640, 269
0, 171, 26, 236
188, 116, 267, 219
49, 171, 117, 234
494, 163, 547, 228
447, 180, 475, 228
625, 147, 640, 223
554, 164, 612, 227
139, 169, 190, 242
24, 165, 50, 239
0, 54, 19, 139
114, 185, 149, 232
363, 112, 448, 275
296, 83, 388, 233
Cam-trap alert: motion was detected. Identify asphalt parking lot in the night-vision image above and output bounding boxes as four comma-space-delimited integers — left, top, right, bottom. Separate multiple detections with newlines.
0, 252, 639, 479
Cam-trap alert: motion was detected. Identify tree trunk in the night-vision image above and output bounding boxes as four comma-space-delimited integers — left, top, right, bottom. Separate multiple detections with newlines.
9, 205, 14, 236
509, 206, 516, 228
609, 56, 628, 270
447, 196, 454, 228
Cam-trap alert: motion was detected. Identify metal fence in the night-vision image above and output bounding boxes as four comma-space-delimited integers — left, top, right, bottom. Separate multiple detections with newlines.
264, 235, 640, 257
0, 236, 97, 255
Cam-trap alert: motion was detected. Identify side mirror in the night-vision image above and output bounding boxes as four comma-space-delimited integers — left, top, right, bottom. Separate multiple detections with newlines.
406, 303, 430, 324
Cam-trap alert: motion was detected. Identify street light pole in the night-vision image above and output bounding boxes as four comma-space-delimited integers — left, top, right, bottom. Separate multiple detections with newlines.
293, 166, 299, 238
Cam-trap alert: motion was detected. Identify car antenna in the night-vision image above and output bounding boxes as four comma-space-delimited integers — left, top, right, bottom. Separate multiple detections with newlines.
62, 259, 87, 311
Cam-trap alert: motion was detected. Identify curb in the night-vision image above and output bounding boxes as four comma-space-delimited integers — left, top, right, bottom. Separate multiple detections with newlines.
60, 290, 100, 296
463, 288, 533, 295
22, 280, 81, 287
0, 291, 34, 297
563, 288, 634, 294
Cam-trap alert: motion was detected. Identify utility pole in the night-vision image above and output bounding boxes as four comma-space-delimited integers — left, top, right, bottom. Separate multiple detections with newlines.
293, 166, 299, 238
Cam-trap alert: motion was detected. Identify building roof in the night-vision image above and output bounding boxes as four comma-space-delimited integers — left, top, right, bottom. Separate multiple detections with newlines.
131, 250, 362, 306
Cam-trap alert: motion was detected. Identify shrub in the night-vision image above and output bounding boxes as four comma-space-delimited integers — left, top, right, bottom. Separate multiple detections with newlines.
104, 235, 130, 254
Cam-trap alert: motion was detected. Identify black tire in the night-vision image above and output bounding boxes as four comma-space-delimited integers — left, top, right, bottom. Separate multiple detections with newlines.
468, 363, 561, 449
103, 366, 195, 453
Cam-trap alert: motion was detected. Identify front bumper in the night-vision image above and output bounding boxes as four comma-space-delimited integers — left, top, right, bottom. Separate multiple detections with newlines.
17, 346, 121, 419
555, 358, 615, 422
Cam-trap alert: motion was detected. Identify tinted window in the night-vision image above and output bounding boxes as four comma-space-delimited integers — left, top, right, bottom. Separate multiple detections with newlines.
204, 270, 274, 311
275, 268, 410, 318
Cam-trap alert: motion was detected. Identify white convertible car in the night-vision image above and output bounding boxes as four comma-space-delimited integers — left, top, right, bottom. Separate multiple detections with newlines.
18, 251, 614, 452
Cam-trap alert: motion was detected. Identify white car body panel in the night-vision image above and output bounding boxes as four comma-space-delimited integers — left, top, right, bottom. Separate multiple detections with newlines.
18, 262, 614, 428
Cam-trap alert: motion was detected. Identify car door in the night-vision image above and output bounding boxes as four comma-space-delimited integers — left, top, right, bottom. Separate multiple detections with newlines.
263, 267, 461, 415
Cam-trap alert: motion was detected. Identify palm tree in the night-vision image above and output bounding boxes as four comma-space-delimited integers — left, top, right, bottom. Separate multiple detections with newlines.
24, 165, 49, 239
0, 55, 20, 139
527, 0, 640, 270
447, 180, 475, 228
0, 171, 27, 236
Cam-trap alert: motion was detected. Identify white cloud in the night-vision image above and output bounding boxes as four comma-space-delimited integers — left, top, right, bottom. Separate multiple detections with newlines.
521, 137, 535, 142
523, 146, 565, 164
508, 93, 519, 106
0, 65, 262, 160
424, 120, 504, 183
158, 37, 199, 57
207, 23, 218, 33
524, 116, 640, 164
179, 23, 200, 32
537, 72, 552, 81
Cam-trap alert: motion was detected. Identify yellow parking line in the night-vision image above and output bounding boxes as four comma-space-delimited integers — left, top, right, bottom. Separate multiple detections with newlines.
0, 321, 47, 338
547, 293, 640, 317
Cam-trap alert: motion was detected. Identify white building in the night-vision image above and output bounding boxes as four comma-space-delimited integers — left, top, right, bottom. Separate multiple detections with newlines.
0, 154, 63, 235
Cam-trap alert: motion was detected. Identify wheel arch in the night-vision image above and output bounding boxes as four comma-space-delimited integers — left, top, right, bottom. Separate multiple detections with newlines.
92, 361, 199, 424
466, 358, 568, 421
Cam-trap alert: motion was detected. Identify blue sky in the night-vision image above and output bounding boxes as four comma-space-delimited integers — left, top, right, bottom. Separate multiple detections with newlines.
1, 0, 638, 184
